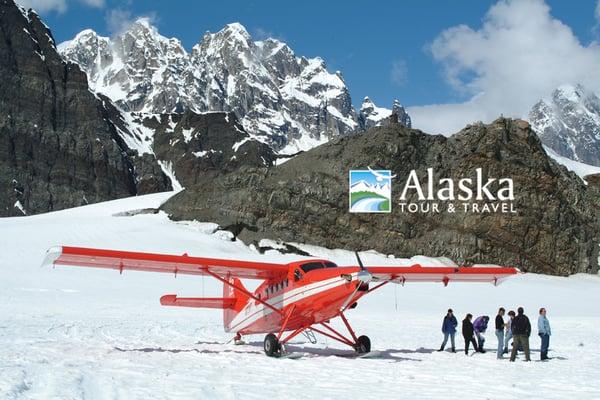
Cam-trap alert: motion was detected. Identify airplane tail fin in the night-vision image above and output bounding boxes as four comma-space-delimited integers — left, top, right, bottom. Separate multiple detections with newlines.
159, 276, 250, 333
223, 275, 250, 333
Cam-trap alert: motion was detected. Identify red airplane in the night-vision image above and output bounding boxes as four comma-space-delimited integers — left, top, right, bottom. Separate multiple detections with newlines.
43, 245, 518, 357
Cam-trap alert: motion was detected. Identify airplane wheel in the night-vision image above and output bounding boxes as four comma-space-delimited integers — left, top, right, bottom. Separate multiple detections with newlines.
355, 335, 371, 354
264, 333, 281, 357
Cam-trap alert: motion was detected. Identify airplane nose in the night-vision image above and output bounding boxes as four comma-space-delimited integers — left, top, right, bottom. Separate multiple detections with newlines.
357, 270, 372, 284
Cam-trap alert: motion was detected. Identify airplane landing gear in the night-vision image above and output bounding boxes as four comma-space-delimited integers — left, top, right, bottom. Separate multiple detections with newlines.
264, 333, 281, 357
233, 333, 245, 345
354, 335, 371, 354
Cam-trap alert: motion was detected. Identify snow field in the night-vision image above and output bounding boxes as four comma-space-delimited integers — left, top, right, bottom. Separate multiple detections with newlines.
1, 192, 599, 399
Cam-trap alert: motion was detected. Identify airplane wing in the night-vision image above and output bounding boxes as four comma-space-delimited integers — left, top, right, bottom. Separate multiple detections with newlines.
366, 265, 518, 286
42, 246, 289, 280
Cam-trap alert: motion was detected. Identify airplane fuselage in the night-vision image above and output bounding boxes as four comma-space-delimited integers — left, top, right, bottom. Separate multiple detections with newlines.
228, 265, 367, 335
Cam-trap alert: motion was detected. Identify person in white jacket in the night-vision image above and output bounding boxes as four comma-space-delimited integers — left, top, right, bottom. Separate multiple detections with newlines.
503, 310, 515, 354
538, 307, 551, 361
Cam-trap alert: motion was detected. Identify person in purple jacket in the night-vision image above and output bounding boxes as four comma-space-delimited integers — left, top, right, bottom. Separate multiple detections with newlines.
473, 315, 490, 353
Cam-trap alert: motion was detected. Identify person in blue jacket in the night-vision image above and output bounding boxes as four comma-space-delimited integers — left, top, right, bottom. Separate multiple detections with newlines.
473, 315, 490, 353
538, 307, 551, 360
438, 309, 457, 352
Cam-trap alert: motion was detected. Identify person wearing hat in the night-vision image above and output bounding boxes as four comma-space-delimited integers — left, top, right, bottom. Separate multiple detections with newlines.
438, 308, 457, 352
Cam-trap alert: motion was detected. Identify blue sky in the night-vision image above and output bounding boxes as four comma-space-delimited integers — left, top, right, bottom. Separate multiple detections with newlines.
19, 0, 600, 134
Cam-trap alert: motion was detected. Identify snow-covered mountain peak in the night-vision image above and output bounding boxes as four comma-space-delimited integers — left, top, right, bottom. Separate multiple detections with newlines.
358, 97, 411, 130
59, 20, 411, 154
553, 83, 585, 104
530, 83, 600, 166
360, 96, 375, 110
222, 22, 251, 40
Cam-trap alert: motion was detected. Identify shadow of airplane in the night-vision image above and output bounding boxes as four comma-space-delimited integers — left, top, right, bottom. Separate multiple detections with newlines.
115, 341, 431, 361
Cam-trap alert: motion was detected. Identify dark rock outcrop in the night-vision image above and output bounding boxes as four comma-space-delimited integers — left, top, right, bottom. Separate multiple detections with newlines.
163, 118, 600, 276
131, 111, 276, 188
0, 0, 170, 216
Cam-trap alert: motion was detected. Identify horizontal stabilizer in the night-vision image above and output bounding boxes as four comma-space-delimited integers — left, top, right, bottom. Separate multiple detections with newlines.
160, 295, 236, 309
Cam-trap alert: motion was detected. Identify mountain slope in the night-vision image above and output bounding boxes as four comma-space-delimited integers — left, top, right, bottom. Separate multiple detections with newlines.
163, 118, 600, 276
58, 21, 362, 154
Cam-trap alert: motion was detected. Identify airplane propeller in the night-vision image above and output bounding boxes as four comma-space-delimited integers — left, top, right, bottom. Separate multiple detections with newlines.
355, 251, 372, 284
340, 251, 372, 311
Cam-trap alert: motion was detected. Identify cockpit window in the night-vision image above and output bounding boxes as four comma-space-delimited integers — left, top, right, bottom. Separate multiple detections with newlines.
324, 262, 337, 268
300, 262, 325, 273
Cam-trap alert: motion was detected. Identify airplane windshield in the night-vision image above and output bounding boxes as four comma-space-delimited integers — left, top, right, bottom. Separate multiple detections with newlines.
300, 261, 337, 273
300, 262, 324, 273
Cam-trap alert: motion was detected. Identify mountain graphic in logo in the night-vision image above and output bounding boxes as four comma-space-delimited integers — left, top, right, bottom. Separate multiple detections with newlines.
349, 169, 392, 213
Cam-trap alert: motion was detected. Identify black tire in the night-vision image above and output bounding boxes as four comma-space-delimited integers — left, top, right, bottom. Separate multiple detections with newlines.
264, 333, 281, 357
355, 335, 371, 354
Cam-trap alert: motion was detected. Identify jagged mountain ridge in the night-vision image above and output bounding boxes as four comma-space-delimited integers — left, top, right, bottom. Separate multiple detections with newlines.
58, 20, 410, 154
530, 84, 600, 167
358, 97, 411, 131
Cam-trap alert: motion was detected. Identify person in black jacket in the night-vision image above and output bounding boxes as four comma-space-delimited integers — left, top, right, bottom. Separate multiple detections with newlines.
509, 306, 531, 362
462, 313, 478, 355
495, 307, 506, 359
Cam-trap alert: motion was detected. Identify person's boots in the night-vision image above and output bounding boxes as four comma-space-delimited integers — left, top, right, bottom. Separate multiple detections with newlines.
451, 347, 456, 353
437, 346, 444, 352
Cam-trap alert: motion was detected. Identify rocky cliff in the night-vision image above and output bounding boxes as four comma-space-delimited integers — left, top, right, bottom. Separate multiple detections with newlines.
163, 118, 600, 276
0, 0, 173, 216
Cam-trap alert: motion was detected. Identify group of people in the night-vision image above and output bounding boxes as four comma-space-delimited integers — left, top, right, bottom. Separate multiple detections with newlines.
437, 307, 552, 361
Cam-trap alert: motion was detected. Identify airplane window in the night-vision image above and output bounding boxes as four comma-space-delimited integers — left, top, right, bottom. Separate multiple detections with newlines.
300, 262, 325, 273
325, 262, 337, 268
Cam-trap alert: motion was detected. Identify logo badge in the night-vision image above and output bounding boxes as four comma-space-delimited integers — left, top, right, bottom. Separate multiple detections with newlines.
349, 169, 392, 213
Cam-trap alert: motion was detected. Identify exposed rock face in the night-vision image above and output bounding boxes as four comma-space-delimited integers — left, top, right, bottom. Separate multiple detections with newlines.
358, 97, 411, 131
58, 21, 360, 154
163, 118, 600, 276
133, 111, 276, 188
530, 84, 600, 166
0, 0, 171, 217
